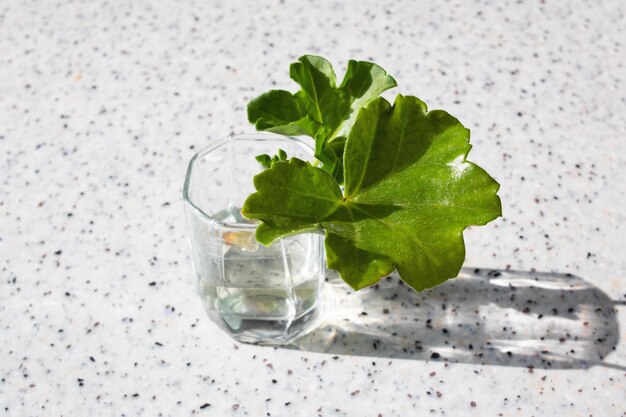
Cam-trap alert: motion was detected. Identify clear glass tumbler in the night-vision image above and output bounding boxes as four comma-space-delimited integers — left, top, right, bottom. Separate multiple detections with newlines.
183, 133, 325, 345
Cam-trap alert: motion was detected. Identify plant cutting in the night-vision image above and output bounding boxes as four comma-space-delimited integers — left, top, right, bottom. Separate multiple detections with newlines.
242, 55, 502, 292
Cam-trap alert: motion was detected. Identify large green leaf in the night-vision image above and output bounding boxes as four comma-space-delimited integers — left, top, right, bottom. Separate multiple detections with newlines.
247, 55, 397, 181
242, 95, 502, 292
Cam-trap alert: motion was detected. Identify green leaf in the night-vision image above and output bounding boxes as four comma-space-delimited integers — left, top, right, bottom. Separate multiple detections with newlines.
255, 154, 272, 169
325, 233, 395, 290
242, 94, 502, 292
247, 90, 323, 138
289, 56, 347, 131
247, 55, 397, 181
255, 149, 289, 169
242, 158, 343, 240
315, 135, 346, 183
335, 59, 400, 138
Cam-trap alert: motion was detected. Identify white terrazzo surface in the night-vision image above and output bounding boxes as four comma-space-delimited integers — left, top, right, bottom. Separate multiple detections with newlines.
1, 0, 625, 416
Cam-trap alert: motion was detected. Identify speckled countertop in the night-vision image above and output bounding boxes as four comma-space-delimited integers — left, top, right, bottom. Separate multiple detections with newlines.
1, 0, 625, 416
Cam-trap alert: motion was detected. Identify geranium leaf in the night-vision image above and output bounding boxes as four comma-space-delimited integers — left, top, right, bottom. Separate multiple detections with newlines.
242, 94, 501, 291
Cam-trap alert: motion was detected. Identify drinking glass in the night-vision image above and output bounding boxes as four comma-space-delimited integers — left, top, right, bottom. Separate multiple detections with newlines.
183, 133, 325, 345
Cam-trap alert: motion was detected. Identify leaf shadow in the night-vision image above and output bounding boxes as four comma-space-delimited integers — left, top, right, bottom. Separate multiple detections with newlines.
288, 268, 624, 370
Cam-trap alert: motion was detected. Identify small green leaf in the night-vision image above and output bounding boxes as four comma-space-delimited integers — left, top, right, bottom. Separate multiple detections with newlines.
255, 149, 291, 170
289, 55, 348, 131
255, 154, 272, 169
243, 94, 502, 292
335, 59, 399, 138
247, 90, 323, 138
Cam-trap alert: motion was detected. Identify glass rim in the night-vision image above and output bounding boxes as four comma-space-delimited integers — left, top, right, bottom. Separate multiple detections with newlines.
183, 132, 315, 228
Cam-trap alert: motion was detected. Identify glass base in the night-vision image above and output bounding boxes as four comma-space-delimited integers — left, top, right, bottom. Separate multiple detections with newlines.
195, 223, 324, 345
207, 293, 322, 345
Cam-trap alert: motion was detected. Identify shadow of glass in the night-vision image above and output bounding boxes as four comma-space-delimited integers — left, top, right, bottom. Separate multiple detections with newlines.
289, 268, 623, 370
